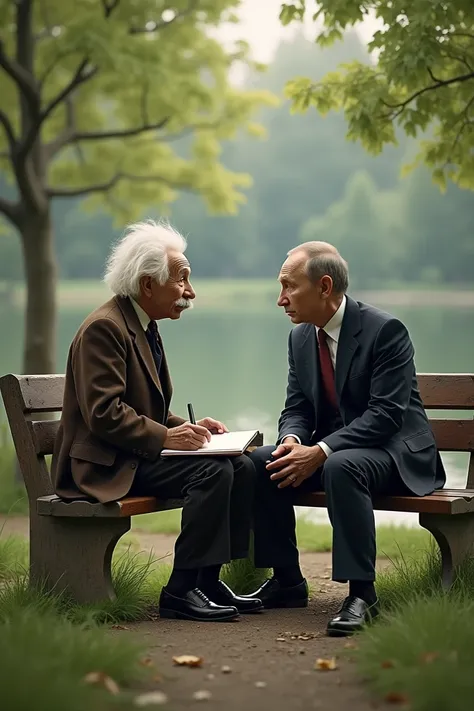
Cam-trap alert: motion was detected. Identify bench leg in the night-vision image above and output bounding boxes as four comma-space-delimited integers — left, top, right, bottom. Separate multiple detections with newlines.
29, 514, 131, 604
419, 512, 474, 590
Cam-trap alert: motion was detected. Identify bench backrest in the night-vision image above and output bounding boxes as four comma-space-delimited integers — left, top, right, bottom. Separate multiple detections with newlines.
1, 372, 473, 501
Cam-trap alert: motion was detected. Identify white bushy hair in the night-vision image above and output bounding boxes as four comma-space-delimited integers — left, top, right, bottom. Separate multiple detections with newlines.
103, 219, 187, 297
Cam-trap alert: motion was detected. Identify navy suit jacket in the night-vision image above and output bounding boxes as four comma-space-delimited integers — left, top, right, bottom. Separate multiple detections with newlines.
278, 295, 446, 496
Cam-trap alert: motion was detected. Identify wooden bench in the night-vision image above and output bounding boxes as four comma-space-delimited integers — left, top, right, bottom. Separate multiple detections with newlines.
0, 373, 473, 604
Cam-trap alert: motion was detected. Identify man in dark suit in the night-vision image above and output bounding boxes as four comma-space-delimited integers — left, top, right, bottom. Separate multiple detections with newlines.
52, 219, 261, 622
245, 241, 445, 635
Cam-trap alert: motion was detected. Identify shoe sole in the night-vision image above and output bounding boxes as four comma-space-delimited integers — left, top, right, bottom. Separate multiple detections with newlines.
238, 606, 264, 614
160, 608, 240, 622
262, 599, 308, 610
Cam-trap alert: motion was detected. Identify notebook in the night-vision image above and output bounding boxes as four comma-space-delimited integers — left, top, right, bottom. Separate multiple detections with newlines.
161, 430, 259, 457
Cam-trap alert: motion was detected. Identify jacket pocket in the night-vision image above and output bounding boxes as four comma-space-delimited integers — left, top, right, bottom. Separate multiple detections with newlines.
70, 442, 116, 466
404, 431, 435, 453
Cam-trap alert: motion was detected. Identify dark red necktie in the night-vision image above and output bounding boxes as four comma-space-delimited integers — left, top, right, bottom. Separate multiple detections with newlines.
318, 328, 338, 411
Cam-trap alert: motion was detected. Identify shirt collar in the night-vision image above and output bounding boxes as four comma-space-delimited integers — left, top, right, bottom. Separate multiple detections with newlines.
316, 295, 346, 344
130, 297, 152, 331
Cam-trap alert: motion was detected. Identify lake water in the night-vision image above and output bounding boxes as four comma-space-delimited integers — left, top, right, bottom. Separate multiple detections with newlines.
1, 290, 472, 527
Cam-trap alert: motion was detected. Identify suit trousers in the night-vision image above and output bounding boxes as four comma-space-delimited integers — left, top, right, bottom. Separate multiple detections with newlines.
130, 454, 255, 570
250, 445, 409, 582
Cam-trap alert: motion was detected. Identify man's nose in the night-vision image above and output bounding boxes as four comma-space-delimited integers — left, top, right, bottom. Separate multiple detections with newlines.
185, 282, 196, 300
277, 292, 288, 307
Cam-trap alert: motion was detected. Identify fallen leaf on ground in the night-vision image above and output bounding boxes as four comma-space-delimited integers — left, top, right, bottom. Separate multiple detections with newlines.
83, 671, 120, 695
276, 637, 286, 642
381, 660, 395, 669
206, 674, 215, 680
192, 690, 212, 701
297, 635, 312, 641
173, 655, 203, 668
111, 624, 130, 630
140, 657, 154, 667
134, 691, 168, 706
255, 681, 267, 688
420, 651, 440, 664
221, 665, 232, 674
315, 658, 338, 671
384, 691, 410, 705
344, 641, 359, 650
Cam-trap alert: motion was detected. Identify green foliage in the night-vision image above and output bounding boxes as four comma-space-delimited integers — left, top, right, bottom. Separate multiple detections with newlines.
280, 1, 474, 188
0, 0, 275, 224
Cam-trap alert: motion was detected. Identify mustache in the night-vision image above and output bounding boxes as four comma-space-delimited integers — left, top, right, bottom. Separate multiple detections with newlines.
176, 297, 193, 310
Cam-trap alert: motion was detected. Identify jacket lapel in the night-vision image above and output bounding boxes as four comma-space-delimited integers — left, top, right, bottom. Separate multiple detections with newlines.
115, 296, 163, 395
335, 295, 361, 399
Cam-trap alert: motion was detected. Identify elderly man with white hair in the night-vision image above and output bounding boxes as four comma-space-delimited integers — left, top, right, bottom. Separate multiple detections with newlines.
52, 220, 261, 622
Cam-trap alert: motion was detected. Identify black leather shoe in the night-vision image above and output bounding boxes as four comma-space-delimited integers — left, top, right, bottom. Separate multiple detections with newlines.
326, 596, 378, 637
159, 587, 239, 622
242, 577, 308, 609
202, 580, 263, 614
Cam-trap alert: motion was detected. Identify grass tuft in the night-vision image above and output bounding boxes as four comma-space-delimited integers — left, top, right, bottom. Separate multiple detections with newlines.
0, 608, 146, 711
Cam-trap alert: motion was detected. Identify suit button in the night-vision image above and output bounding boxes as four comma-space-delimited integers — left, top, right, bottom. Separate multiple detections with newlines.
131, 463, 137, 469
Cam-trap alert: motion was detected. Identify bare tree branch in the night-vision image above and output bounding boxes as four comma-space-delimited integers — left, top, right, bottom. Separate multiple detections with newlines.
381, 70, 474, 115
130, 0, 198, 34
46, 171, 189, 198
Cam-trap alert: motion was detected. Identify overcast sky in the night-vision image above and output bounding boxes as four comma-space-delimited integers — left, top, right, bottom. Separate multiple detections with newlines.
215, 0, 381, 63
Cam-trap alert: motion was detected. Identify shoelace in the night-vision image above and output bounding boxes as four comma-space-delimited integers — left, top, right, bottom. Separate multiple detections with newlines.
340, 597, 360, 615
191, 588, 211, 605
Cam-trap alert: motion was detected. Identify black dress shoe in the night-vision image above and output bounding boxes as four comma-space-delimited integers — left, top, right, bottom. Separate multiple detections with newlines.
242, 577, 308, 609
202, 580, 263, 614
159, 587, 239, 622
326, 596, 378, 637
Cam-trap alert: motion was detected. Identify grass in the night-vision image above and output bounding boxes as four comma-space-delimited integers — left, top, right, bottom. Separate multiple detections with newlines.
0, 608, 148, 711
0, 532, 28, 580
134, 508, 431, 561
0, 535, 162, 711
0, 425, 28, 515
354, 548, 474, 711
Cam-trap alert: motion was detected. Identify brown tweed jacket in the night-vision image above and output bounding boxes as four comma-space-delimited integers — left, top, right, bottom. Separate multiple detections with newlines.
52, 295, 185, 503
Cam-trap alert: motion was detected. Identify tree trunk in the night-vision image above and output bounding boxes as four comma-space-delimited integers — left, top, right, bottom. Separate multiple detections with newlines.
21, 209, 57, 374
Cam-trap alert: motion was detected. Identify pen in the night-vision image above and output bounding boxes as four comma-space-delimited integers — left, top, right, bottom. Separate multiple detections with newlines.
187, 402, 196, 425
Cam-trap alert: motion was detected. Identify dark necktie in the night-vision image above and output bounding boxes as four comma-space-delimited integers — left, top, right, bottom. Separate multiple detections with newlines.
145, 320, 162, 375
318, 328, 338, 411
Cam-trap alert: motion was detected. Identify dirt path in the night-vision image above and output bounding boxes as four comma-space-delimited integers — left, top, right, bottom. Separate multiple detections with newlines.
2, 515, 385, 710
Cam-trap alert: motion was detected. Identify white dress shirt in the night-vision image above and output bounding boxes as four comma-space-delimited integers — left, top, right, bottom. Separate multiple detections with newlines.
283, 296, 347, 458
131, 298, 153, 331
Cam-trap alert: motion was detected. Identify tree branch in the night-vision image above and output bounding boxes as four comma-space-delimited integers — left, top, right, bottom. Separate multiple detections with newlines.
41, 59, 98, 124
130, 0, 198, 34
0, 195, 21, 227
381, 70, 474, 115
20, 59, 97, 159
0, 39, 38, 107
0, 109, 18, 152
46, 171, 188, 198
101, 0, 121, 18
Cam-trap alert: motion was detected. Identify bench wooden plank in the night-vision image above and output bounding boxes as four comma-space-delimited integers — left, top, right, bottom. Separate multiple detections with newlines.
296, 491, 474, 515
32, 420, 59, 455
13, 374, 65, 413
418, 374, 474, 409
429, 419, 474, 451
37, 494, 183, 518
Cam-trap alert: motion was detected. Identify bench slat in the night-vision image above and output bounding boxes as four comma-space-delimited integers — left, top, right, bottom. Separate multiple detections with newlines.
429, 419, 474, 451
37, 489, 474, 519
15, 374, 65, 413
418, 374, 474, 409
32, 419, 60, 455
296, 491, 474, 515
